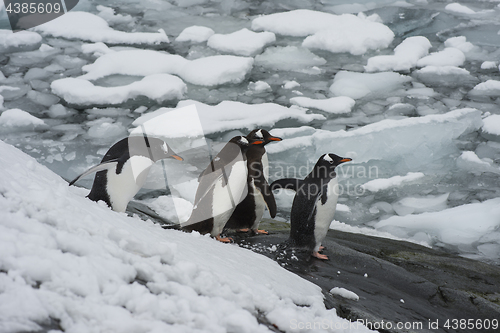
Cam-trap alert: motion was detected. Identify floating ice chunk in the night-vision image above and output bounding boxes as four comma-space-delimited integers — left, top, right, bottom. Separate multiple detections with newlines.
255, 46, 326, 72
174, 0, 209, 7
416, 48, 465, 67
469, 80, 500, 96
283, 81, 300, 89
0, 109, 46, 131
444, 36, 475, 54
96, 5, 134, 26
27, 91, 60, 107
329, 287, 359, 301
415, 66, 470, 76
393, 193, 449, 216
80, 50, 253, 86
329, 71, 411, 99
0, 30, 42, 53
0, 85, 29, 101
482, 114, 500, 136
252, 10, 394, 56
132, 101, 325, 138
481, 61, 497, 70
47, 104, 72, 118
457, 151, 498, 174
87, 121, 127, 140
375, 198, 500, 247
248, 81, 271, 92
290, 96, 355, 114
336, 204, 351, 212
51, 74, 186, 106
207, 28, 275, 56
81, 42, 115, 57
445, 3, 476, 15
176, 26, 215, 43
362, 172, 424, 192
365, 36, 431, 72
33, 12, 169, 44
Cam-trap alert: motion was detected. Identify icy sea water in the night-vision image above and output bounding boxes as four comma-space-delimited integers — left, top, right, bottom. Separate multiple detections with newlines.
1, 0, 500, 264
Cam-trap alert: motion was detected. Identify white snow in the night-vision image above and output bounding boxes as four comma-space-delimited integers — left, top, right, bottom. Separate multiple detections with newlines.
365, 36, 431, 72
0, 30, 42, 53
96, 5, 135, 25
330, 71, 412, 99
51, 74, 186, 106
290, 96, 355, 114
132, 101, 325, 139
392, 193, 449, 216
255, 46, 326, 73
445, 3, 476, 15
175, 26, 215, 43
457, 151, 498, 174
416, 47, 465, 67
283, 81, 300, 89
375, 198, 500, 248
252, 10, 394, 55
481, 61, 497, 70
0, 109, 46, 130
81, 42, 115, 57
470, 80, 500, 96
33, 12, 168, 45
248, 81, 272, 92
329, 287, 359, 301
207, 28, 275, 56
444, 36, 475, 54
415, 66, 470, 76
80, 50, 254, 87
482, 114, 500, 135
0, 140, 374, 333
362, 173, 425, 192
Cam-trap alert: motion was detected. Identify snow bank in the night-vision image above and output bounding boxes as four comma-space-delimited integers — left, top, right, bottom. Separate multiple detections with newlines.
365, 36, 431, 72
51, 74, 186, 106
175, 25, 215, 43
330, 71, 411, 99
132, 101, 325, 138
33, 12, 168, 45
0, 140, 373, 333
252, 10, 394, 55
362, 172, 425, 192
0, 30, 42, 53
207, 28, 275, 56
0, 109, 46, 131
374, 198, 500, 248
290, 96, 355, 114
80, 50, 254, 86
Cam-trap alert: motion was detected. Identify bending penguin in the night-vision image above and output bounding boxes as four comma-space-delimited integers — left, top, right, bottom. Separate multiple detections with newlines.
182, 136, 260, 242
69, 136, 183, 212
271, 153, 351, 260
224, 129, 282, 234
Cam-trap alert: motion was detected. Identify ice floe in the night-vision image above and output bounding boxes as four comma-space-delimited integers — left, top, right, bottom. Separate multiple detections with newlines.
0, 30, 42, 53
330, 71, 412, 99
175, 25, 215, 43
289, 96, 355, 114
207, 28, 275, 56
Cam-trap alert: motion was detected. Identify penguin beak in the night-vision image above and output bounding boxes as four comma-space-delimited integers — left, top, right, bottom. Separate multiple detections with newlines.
171, 154, 184, 161
339, 158, 352, 163
269, 136, 282, 142
252, 140, 264, 145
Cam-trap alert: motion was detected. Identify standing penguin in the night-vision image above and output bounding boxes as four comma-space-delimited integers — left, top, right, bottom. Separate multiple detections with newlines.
69, 136, 183, 212
271, 154, 352, 259
224, 129, 282, 234
182, 136, 260, 242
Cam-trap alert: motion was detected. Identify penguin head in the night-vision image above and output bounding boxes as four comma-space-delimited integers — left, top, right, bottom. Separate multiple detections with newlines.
246, 129, 282, 146
229, 135, 265, 152
127, 136, 183, 162
312, 153, 352, 178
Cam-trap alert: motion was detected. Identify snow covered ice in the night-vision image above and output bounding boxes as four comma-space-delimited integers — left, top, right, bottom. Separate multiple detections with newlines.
2, 0, 500, 330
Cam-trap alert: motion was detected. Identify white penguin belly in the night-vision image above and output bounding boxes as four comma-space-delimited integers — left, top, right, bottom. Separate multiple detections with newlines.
251, 180, 266, 230
211, 160, 248, 236
313, 178, 339, 252
262, 152, 269, 182
107, 156, 154, 212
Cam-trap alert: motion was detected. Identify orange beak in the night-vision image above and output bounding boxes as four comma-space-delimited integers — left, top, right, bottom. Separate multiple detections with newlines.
171, 154, 184, 161
340, 158, 352, 163
252, 140, 264, 145
269, 136, 282, 141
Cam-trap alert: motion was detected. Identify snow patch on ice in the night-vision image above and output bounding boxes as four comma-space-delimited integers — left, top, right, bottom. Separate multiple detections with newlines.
329, 287, 359, 301
330, 71, 412, 99
255, 46, 326, 73
0, 30, 42, 53
482, 114, 500, 135
207, 28, 275, 56
445, 3, 476, 15
290, 96, 355, 114
176, 25, 215, 43
416, 47, 465, 68
362, 172, 425, 192
0, 109, 46, 131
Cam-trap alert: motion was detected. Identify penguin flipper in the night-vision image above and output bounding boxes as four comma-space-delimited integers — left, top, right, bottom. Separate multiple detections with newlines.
270, 178, 303, 192
254, 175, 277, 218
69, 160, 118, 186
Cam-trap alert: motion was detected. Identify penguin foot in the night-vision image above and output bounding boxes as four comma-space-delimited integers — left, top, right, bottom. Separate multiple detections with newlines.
319, 246, 325, 251
215, 235, 233, 243
312, 252, 329, 260
236, 228, 251, 233
253, 229, 268, 235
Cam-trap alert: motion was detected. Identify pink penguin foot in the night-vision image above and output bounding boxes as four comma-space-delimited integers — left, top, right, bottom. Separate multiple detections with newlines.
312, 251, 329, 260
215, 235, 233, 243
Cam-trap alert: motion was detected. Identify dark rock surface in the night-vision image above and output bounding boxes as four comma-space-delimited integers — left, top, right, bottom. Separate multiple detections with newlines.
128, 202, 500, 333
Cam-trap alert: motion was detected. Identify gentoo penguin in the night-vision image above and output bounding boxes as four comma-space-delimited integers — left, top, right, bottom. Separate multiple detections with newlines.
182, 136, 259, 242
271, 154, 351, 260
224, 129, 282, 234
69, 136, 183, 212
